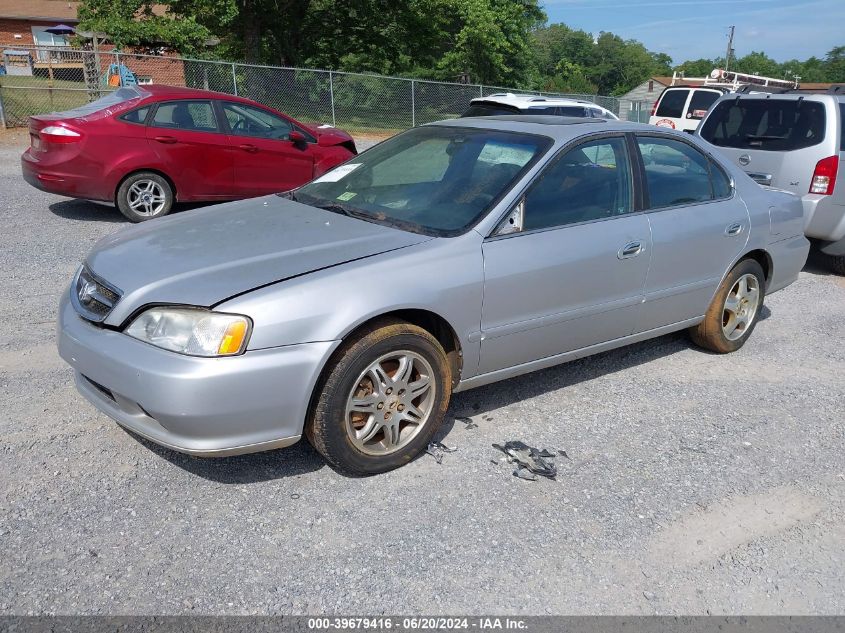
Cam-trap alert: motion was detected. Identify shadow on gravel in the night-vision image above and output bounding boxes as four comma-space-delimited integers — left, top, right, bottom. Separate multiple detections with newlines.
130, 412, 459, 482
48, 199, 210, 223
448, 317, 769, 418
803, 250, 837, 277
131, 433, 326, 483
49, 199, 124, 223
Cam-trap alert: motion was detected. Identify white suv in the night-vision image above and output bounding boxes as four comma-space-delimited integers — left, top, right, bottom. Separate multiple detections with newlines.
698, 90, 845, 273
462, 93, 619, 120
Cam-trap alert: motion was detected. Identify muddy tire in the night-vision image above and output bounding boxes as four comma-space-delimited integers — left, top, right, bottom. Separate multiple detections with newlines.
690, 259, 766, 354
306, 318, 452, 475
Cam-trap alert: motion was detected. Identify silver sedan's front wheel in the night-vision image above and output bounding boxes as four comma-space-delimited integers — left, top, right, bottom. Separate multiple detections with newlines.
345, 351, 436, 456
307, 319, 452, 475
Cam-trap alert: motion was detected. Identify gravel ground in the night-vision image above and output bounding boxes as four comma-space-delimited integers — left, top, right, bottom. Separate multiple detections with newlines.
1, 135, 844, 616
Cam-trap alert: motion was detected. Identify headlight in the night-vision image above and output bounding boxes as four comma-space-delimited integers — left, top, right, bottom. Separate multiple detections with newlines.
125, 307, 252, 357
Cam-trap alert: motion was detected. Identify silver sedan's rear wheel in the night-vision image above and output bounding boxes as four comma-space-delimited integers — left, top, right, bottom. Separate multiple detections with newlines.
116, 171, 174, 222
721, 273, 761, 341
690, 258, 766, 353
307, 318, 452, 475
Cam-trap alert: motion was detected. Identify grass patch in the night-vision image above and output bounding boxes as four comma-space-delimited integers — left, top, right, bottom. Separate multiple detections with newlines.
0, 75, 100, 127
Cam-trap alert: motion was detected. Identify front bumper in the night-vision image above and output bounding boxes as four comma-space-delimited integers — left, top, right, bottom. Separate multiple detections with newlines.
57, 292, 339, 456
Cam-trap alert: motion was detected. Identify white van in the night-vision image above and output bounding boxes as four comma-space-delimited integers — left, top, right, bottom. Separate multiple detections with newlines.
649, 86, 727, 133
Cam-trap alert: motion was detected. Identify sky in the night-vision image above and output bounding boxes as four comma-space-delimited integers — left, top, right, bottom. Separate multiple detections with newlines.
543, 0, 844, 65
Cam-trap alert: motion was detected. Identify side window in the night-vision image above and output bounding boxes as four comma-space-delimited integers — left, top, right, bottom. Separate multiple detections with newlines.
638, 137, 714, 208
120, 105, 150, 125
222, 102, 293, 140
710, 159, 733, 199
656, 89, 689, 118
557, 106, 588, 117
687, 90, 720, 120
523, 137, 632, 231
151, 101, 217, 132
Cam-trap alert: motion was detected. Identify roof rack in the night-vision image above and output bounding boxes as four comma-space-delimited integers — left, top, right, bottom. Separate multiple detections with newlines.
671, 68, 797, 91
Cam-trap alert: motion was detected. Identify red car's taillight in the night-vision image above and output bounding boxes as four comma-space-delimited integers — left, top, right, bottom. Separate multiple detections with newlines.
809, 155, 838, 195
40, 125, 83, 144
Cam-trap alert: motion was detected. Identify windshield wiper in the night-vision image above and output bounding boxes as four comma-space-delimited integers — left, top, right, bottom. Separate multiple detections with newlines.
314, 202, 372, 221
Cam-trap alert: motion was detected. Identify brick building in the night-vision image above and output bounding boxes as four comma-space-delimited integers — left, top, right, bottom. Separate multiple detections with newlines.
0, 0, 185, 86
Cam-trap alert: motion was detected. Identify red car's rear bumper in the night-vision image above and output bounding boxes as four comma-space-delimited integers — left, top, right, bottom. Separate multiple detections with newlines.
21, 149, 111, 202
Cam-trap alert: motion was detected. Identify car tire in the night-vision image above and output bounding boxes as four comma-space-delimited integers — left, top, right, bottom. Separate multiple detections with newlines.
116, 172, 174, 222
690, 258, 766, 354
821, 253, 845, 276
306, 318, 452, 475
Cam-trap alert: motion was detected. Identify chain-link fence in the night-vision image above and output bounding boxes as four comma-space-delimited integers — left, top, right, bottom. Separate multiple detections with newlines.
0, 46, 647, 131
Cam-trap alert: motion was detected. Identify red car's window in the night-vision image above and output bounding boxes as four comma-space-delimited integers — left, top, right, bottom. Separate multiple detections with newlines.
151, 101, 219, 133
222, 102, 295, 140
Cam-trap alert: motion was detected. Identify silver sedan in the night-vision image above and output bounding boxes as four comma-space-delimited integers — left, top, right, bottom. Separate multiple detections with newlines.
58, 116, 810, 474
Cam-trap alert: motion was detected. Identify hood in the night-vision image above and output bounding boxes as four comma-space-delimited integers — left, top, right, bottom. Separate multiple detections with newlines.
85, 196, 431, 326
301, 122, 355, 148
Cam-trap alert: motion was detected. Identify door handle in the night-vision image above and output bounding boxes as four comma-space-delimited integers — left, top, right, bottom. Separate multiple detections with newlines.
617, 240, 644, 259
153, 135, 177, 144
239, 144, 259, 153
725, 222, 744, 236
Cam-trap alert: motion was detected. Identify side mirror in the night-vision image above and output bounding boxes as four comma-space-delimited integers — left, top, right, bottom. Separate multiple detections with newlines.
288, 130, 307, 144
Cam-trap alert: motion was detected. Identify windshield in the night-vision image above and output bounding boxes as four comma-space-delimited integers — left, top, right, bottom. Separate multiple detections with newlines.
294, 125, 551, 236
700, 99, 826, 151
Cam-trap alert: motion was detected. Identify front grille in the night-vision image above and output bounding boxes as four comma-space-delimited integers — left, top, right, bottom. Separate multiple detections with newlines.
71, 265, 122, 323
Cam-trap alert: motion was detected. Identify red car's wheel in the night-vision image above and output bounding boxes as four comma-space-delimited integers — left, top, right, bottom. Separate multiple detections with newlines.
116, 172, 174, 222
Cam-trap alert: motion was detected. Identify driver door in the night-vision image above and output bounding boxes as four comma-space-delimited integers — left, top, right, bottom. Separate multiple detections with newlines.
219, 100, 315, 196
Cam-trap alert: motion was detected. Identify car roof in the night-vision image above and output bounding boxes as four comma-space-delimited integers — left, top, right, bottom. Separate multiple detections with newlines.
711, 91, 844, 104
470, 93, 611, 111
432, 115, 667, 139
140, 84, 261, 105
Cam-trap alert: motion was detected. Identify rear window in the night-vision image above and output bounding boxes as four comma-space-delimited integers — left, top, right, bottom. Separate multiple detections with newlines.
700, 99, 826, 151
462, 103, 521, 117
49, 87, 148, 118
687, 90, 721, 120
656, 89, 689, 118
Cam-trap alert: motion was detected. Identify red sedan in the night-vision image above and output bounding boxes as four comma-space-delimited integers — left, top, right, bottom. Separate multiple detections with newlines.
22, 85, 357, 221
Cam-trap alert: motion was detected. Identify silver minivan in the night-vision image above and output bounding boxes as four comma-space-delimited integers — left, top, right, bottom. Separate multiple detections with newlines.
697, 91, 845, 273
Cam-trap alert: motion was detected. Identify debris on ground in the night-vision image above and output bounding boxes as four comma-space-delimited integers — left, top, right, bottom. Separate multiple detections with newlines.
492, 441, 566, 480
455, 416, 478, 430
425, 441, 457, 464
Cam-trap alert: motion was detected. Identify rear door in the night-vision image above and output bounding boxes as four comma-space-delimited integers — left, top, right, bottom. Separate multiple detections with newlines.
145, 99, 234, 199
698, 96, 833, 193
650, 88, 689, 131
634, 134, 749, 330
479, 135, 651, 374
219, 101, 315, 196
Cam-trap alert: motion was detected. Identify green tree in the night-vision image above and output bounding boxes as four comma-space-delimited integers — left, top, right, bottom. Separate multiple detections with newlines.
434, 0, 545, 86
77, 0, 213, 54
674, 58, 718, 77
824, 46, 845, 82
732, 51, 780, 78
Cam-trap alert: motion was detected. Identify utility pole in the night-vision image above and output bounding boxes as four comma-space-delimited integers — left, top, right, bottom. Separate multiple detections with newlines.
725, 25, 735, 72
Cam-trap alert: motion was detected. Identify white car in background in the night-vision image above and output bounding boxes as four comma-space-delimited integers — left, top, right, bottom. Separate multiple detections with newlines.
462, 93, 619, 119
